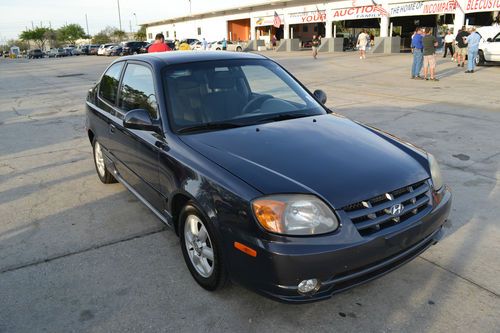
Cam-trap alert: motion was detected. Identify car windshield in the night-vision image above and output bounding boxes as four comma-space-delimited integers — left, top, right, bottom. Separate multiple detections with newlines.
163, 59, 326, 133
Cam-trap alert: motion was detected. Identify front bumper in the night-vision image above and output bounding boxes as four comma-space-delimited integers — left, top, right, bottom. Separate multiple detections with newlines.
227, 187, 452, 303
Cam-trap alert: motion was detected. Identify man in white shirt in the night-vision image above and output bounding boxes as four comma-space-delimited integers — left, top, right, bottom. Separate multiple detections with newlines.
443, 30, 455, 60
357, 29, 369, 59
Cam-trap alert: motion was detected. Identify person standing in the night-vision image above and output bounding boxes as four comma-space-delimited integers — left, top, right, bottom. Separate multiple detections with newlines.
357, 29, 369, 59
271, 35, 277, 50
222, 38, 227, 51
410, 27, 424, 79
148, 33, 172, 53
311, 35, 320, 59
464, 26, 481, 73
443, 30, 455, 59
455, 26, 469, 68
202, 38, 208, 50
422, 27, 439, 81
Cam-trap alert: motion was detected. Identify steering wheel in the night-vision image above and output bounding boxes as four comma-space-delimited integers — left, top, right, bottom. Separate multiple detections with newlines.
241, 95, 273, 115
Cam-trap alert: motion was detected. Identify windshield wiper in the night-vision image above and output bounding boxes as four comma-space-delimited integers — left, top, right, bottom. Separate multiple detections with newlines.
255, 112, 314, 124
177, 122, 244, 134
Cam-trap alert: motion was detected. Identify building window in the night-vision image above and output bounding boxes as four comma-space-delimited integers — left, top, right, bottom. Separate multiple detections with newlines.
197, 27, 202, 35
303, 26, 308, 33
314, 26, 318, 32
148, 33, 153, 39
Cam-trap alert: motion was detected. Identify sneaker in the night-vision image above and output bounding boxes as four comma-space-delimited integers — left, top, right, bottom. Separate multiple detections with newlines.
430, 78, 439, 81
451, 57, 455, 61
465, 70, 474, 73
415, 76, 424, 80
360, 56, 362, 59
461, 63, 464, 67
457, 64, 460, 67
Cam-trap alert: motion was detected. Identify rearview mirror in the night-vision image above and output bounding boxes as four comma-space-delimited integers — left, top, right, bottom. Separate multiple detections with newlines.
487, 38, 492, 42
313, 89, 327, 105
123, 109, 161, 133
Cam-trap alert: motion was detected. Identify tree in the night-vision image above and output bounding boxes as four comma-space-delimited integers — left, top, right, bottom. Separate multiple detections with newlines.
112, 29, 126, 42
20, 27, 51, 49
92, 32, 111, 45
58, 24, 86, 45
135, 26, 146, 41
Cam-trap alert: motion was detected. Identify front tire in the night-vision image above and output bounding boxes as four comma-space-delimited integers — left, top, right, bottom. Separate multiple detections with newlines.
92, 139, 117, 184
179, 203, 227, 291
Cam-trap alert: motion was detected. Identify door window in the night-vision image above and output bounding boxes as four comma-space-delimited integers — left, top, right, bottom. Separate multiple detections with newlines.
118, 63, 158, 119
99, 62, 124, 105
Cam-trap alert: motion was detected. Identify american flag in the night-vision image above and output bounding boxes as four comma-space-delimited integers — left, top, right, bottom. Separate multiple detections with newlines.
273, 11, 281, 28
371, 0, 388, 16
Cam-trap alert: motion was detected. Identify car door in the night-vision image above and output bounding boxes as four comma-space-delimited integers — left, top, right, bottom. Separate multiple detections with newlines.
484, 33, 500, 61
110, 61, 164, 211
92, 61, 125, 152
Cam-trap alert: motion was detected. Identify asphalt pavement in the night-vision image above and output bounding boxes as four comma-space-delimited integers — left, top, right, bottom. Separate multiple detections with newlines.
0, 52, 499, 332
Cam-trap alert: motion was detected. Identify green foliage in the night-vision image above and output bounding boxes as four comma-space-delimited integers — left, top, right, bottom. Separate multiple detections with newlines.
58, 24, 86, 45
113, 30, 126, 41
135, 26, 146, 41
20, 26, 52, 49
92, 32, 112, 45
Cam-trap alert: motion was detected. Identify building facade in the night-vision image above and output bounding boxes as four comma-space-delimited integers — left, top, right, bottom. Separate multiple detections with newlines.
143, 0, 499, 50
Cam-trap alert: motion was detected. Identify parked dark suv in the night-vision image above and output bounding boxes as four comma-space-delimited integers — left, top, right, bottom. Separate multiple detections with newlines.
86, 52, 452, 303
28, 49, 43, 59
122, 41, 148, 55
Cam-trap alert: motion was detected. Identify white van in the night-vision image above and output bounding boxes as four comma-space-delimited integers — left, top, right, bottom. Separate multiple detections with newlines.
476, 26, 500, 65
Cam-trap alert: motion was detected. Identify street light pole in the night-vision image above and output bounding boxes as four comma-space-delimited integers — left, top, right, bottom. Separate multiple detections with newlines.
85, 13, 90, 36
117, 0, 122, 31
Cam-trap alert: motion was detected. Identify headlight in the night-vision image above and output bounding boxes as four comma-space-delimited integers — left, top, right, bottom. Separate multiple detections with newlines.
252, 195, 339, 235
428, 153, 443, 190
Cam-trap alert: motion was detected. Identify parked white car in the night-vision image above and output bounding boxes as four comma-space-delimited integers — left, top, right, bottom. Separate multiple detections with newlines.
210, 40, 244, 51
476, 26, 500, 65
97, 44, 114, 56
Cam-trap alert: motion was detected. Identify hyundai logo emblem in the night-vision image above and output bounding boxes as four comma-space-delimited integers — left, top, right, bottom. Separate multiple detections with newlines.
390, 203, 404, 216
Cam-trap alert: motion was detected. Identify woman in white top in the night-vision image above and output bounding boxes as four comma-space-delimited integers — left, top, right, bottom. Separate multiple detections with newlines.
357, 29, 369, 59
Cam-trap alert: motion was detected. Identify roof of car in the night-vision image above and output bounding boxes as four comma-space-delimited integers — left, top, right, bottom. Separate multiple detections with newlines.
121, 51, 267, 66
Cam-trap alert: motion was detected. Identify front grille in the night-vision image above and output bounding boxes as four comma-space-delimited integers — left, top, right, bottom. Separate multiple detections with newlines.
342, 179, 431, 236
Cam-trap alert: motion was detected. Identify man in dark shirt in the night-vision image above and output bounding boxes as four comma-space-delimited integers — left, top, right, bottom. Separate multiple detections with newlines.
148, 33, 171, 53
455, 26, 470, 67
422, 27, 438, 81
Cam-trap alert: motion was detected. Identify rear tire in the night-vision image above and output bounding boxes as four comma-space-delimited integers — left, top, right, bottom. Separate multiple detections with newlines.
179, 203, 228, 291
236, 46, 242, 52
476, 50, 486, 66
92, 139, 117, 184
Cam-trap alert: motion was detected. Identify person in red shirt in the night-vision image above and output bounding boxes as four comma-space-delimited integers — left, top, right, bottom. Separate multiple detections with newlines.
148, 33, 171, 53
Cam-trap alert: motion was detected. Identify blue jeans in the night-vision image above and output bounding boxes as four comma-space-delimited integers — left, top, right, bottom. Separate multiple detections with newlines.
468, 49, 478, 71
411, 49, 423, 77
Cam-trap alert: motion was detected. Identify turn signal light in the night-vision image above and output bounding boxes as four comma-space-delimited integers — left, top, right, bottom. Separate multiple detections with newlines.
234, 242, 257, 257
252, 199, 286, 233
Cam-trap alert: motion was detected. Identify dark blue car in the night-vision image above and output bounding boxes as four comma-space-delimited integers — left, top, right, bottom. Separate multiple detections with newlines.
85, 51, 452, 303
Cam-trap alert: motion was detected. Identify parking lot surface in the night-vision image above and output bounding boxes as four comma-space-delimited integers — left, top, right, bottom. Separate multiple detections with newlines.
0, 53, 499, 332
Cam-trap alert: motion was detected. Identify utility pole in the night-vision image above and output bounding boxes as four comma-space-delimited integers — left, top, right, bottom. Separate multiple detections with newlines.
129, 20, 132, 34
117, 0, 122, 31
133, 13, 137, 28
31, 21, 34, 29
85, 14, 90, 36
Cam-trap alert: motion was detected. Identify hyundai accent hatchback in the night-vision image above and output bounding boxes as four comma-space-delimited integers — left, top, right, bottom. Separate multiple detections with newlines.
85, 51, 451, 303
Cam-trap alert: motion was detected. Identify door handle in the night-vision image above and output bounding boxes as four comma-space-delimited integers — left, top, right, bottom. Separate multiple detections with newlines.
109, 124, 116, 133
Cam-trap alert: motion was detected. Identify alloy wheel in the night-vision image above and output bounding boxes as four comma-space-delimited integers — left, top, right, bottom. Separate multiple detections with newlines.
184, 214, 215, 278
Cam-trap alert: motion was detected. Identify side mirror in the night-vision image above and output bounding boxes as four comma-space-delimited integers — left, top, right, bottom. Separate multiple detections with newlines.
487, 38, 493, 42
313, 89, 327, 105
123, 109, 161, 133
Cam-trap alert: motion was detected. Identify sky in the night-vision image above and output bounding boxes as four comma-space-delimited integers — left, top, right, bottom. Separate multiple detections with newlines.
0, 0, 264, 42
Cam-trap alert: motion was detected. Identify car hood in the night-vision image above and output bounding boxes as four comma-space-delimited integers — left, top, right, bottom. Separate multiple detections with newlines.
179, 114, 430, 208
